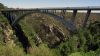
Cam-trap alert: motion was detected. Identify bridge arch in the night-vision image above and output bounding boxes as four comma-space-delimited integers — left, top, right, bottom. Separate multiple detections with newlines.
12, 11, 64, 26
12, 11, 77, 32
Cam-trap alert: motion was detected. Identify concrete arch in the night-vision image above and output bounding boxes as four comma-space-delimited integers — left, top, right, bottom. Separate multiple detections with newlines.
12, 11, 64, 26
12, 11, 77, 32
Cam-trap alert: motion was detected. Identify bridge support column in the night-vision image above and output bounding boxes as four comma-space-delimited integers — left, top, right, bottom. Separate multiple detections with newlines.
54, 10, 56, 14
45, 10, 48, 13
44, 10, 47, 13
42, 10, 45, 13
83, 10, 91, 27
6, 12, 13, 24
46, 10, 48, 13
10, 12, 15, 22
53, 10, 55, 14
71, 10, 77, 22
51, 10, 54, 14
61, 10, 66, 19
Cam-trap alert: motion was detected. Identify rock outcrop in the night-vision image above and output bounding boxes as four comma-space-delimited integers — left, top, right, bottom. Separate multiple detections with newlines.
0, 22, 15, 47
35, 23, 66, 47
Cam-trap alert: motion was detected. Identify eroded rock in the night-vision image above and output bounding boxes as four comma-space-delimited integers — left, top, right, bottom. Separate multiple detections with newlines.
35, 34, 42, 46
36, 23, 66, 47
40, 24, 51, 34
52, 26, 65, 41
0, 23, 15, 47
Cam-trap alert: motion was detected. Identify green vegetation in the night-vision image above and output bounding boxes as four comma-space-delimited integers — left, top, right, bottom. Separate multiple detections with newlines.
69, 51, 96, 56
0, 3, 7, 10
17, 13, 100, 56
0, 44, 25, 56
59, 27, 100, 56
0, 3, 4, 10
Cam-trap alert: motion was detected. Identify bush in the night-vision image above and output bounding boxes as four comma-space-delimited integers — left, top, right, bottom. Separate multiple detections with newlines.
69, 51, 96, 56
60, 42, 71, 56
0, 44, 25, 56
26, 44, 58, 56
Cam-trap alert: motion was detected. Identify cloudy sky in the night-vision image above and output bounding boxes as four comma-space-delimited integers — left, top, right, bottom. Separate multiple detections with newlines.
0, 0, 100, 8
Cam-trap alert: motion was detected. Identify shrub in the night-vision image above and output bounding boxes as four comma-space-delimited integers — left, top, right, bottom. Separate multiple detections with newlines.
0, 44, 25, 56
69, 51, 96, 56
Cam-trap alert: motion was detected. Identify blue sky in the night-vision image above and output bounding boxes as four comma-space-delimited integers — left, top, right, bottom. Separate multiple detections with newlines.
0, 0, 100, 8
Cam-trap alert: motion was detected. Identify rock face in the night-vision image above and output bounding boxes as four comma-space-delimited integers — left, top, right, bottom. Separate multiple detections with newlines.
35, 23, 66, 47
52, 26, 65, 42
40, 24, 51, 34
35, 34, 42, 46
0, 22, 15, 47
20, 13, 70, 48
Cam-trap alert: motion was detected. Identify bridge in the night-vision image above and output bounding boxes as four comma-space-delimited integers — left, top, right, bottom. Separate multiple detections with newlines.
1, 7, 100, 53
1, 7, 100, 32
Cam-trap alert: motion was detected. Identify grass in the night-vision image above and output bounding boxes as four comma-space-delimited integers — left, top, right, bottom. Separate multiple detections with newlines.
0, 44, 25, 56
69, 51, 96, 56
0, 42, 59, 56
26, 44, 58, 56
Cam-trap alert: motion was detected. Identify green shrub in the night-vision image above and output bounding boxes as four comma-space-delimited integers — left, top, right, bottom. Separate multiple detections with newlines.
60, 42, 71, 56
26, 44, 58, 56
69, 51, 96, 56
0, 44, 25, 56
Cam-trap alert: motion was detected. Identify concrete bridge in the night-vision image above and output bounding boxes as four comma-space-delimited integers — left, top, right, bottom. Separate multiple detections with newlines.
1, 7, 100, 31
1, 7, 100, 32
1, 7, 100, 52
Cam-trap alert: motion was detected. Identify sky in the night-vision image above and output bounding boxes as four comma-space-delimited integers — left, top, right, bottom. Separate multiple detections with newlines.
0, 0, 100, 8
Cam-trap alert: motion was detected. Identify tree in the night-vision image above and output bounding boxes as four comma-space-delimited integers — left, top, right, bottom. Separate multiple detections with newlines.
0, 3, 5, 9
0, 3, 7, 10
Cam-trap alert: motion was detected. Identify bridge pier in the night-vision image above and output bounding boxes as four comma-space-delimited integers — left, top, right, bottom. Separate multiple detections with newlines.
2, 12, 13, 24
61, 9, 66, 19
71, 10, 77, 22
44, 9, 47, 13
45, 10, 48, 13
83, 9, 91, 27
10, 12, 16, 22
50, 10, 54, 14
54, 10, 56, 14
